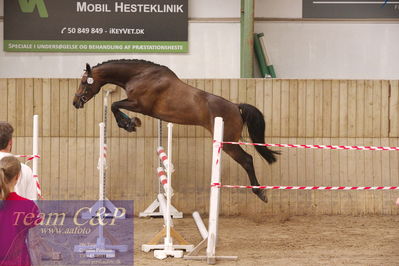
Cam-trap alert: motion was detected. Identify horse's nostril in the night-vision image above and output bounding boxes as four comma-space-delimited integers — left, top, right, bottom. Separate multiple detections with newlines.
73, 100, 80, 109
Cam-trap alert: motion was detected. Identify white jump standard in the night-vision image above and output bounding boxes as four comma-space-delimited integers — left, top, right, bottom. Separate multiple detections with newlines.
185, 117, 238, 264
32, 115, 41, 198
139, 120, 183, 219
141, 123, 194, 259
15, 115, 42, 198
74, 90, 127, 258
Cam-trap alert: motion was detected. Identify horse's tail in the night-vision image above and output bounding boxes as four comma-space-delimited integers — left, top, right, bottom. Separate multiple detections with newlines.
238, 103, 279, 164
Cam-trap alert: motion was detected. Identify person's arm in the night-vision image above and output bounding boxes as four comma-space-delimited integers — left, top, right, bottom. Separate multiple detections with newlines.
21, 164, 38, 201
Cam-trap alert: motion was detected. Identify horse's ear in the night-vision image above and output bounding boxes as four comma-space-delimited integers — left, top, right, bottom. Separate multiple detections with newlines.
86, 63, 92, 75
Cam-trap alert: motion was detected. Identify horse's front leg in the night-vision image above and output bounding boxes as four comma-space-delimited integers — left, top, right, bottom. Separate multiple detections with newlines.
111, 99, 142, 132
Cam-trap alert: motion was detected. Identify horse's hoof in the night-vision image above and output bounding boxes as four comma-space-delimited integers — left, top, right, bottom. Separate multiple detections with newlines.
132, 117, 141, 127
117, 116, 140, 132
125, 126, 136, 132
117, 120, 134, 132
253, 188, 268, 203
125, 120, 136, 132
125, 117, 142, 132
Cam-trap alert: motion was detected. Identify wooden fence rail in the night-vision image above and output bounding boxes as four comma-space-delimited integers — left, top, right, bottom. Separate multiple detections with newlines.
0, 79, 398, 216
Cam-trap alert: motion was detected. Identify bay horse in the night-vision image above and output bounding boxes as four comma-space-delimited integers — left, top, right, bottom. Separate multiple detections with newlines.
72, 59, 279, 203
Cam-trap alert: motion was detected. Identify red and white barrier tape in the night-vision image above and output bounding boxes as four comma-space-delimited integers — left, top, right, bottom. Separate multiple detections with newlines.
33, 174, 43, 199
15, 154, 43, 198
219, 141, 399, 151
213, 141, 223, 166
97, 145, 107, 171
15, 154, 41, 161
211, 183, 399, 190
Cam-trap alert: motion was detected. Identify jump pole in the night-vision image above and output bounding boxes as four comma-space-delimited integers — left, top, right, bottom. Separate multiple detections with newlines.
139, 120, 183, 218
185, 117, 238, 264
193, 212, 208, 240
142, 123, 194, 259
74, 88, 127, 258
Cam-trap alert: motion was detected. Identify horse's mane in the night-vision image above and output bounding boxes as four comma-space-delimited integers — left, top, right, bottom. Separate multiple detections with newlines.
93, 59, 163, 69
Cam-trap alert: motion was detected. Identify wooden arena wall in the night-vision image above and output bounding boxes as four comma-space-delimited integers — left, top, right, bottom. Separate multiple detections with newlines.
1, 79, 399, 216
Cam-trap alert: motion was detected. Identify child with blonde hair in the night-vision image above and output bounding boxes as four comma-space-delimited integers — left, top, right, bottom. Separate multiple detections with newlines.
0, 156, 41, 266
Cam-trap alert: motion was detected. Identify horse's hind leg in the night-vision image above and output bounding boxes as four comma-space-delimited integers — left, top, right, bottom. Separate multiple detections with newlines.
223, 144, 268, 203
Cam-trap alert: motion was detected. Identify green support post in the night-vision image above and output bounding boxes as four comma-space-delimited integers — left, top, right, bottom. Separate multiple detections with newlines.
240, 0, 254, 78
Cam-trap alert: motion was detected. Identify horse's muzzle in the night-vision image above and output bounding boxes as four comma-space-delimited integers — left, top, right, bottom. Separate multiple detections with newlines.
73, 97, 85, 109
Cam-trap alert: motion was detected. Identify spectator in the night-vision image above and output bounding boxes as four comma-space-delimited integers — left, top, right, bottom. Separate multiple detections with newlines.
0, 122, 37, 200
0, 156, 41, 266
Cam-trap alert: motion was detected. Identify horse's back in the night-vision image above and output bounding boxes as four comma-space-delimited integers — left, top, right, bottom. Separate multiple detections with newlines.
145, 75, 243, 135
175, 82, 242, 132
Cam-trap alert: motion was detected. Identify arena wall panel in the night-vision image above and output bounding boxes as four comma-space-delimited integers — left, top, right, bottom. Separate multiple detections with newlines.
1, 78, 398, 216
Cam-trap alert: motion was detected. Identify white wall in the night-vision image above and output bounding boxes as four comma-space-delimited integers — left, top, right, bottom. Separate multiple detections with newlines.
1, 0, 398, 79
255, 0, 302, 18
253, 0, 399, 79
255, 21, 399, 79
189, 0, 240, 18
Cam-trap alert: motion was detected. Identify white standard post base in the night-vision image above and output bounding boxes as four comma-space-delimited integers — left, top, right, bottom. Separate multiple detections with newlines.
75, 244, 127, 258
139, 198, 183, 219
184, 235, 238, 264
142, 244, 194, 253
141, 227, 194, 255
185, 210, 238, 264
74, 242, 128, 253
73, 219, 128, 258
185, 255, 239, 264
74, 219, 128, 258
85, 249, 115, 259
153, 247, 184, 260
141, 226, 194, 258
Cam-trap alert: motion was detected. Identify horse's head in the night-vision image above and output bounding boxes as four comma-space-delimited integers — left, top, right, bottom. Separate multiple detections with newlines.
73, 63, 101, 109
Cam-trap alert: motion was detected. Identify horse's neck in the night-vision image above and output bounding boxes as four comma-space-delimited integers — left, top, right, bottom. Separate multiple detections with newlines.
95, 64, 137, 88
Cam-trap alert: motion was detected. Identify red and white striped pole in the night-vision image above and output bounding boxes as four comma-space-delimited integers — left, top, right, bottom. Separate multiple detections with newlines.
221, 141, 399, 151
157, 167, 173, 195
211, 183, 399, 190
157, 146, 174, 173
